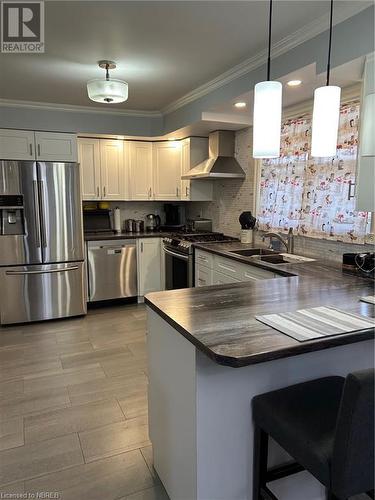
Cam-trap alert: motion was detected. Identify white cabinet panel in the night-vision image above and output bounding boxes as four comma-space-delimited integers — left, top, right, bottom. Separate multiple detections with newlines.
195, 250, 214, 269
153, 142, 182, 200
129, 141, 153, 200
0, 129, 35, 160
212, 270, 240, 285
35, 132, 78, 162
195, 264, 213, 287
78, 138, 101, 200
99, 139, 125, 200
137, 238, 162, 296
213, 255, 275, 281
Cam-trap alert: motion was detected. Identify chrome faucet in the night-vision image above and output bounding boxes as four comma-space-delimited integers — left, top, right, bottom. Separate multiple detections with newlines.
263, 228, 294, 254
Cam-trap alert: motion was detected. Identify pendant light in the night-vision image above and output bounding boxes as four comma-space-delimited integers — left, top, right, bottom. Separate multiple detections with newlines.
253, 0, 282, 159
311, 0, 341, 157
87, 61, 128, 104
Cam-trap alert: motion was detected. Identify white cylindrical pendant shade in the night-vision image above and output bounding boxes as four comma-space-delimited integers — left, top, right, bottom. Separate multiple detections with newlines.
253, 80, 282, 158
311, 85, 341, 157
87, 78, 128, 103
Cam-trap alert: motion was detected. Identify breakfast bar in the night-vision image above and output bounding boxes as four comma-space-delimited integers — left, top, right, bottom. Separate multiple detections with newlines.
145, 252, 374, 500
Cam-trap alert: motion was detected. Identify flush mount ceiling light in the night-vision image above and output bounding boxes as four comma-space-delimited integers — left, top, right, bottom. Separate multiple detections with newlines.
311, 0, 341, 157
87, 61, 128, 104
234, 102, 247, 108
253, 0, 282, 158
287, 80, 302, 87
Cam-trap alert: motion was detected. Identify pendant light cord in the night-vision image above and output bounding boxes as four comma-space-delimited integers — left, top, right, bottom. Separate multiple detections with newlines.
267, 0, 273, 81
326, 0, 334, 86
105, 64, 110, 81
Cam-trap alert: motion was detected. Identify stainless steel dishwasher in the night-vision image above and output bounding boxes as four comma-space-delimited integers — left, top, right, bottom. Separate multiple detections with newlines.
87, 239, 137, 301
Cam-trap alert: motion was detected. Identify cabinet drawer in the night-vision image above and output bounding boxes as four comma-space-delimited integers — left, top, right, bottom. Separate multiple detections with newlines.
236, 262, 275, 281
212, 270, 240, 285
214, 256, 239, 277
195, 250, 213, 269
195, 264, 212, 287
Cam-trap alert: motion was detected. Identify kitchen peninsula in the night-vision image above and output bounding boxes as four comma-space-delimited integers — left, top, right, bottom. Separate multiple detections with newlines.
145, 245, 374, 500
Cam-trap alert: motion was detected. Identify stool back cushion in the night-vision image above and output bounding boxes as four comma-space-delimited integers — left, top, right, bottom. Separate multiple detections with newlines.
332, 369, 374, 498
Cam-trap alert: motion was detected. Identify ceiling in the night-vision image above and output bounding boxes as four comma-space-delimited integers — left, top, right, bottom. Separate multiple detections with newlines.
0, 1, 369, 111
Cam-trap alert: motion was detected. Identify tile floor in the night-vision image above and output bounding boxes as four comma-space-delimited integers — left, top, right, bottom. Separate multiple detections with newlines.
0, 303, 169, 500
0, 303, 369, 500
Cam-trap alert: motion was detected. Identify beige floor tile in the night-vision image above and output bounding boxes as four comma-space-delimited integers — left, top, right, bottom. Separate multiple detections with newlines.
90, 328, 145, 350
127, 341, 148, 361
0, 358, 62, 383
0, 481, 25, 496
100, 353, 147, 378
0, 387, 70, 420
23, 364, 106, 392
24, 340, 95, 359
123, 485, 170, 500
79, 415, 150, 463
140, 446, 158, 480
60, 346, 132, 369
25, 449, 155, 500
0, 416, 24, 451
25, 399, 125, 443
0, 379, 24, 397
119, 392, 148, 420
55, 330, 90, 344
68, 373, 148, 406
0, 434, 83, 485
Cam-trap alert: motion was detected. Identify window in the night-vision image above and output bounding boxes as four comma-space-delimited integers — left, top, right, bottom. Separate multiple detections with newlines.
256, 101, 369, 244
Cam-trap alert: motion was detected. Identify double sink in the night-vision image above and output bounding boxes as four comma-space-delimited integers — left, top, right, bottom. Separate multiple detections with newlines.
229, 248, 315, 265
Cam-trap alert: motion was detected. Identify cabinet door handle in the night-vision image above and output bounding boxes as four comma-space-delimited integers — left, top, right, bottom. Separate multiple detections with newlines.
96, 186, 100, 197
141, 242, 144, 252
176, 186, 179, 197
37, 144, 41, 157
185, 186, 188, 197
29, 143, 33, 156
103, 186, 106, 198
149, 188, 152, 199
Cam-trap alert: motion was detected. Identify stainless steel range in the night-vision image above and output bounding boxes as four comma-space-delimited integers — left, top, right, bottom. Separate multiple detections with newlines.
163, 232, 237, 290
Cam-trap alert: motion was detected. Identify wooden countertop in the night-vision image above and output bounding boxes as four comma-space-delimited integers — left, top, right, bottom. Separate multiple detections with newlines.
145, 242, 375, 368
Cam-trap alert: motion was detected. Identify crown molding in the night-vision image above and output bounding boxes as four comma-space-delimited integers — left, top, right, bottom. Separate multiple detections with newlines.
162, 2, 370, 115
0, 98, 162, 118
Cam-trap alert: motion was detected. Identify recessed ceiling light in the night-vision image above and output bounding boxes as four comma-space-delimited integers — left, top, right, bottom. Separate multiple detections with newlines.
287, 80, 302, 87
234, 102, 247, 108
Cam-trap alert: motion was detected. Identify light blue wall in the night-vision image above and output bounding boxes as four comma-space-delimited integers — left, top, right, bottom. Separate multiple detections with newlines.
0, 5, 373, 137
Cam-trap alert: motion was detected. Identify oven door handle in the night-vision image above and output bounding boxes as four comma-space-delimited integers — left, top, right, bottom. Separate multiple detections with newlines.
163, 247, 189, 261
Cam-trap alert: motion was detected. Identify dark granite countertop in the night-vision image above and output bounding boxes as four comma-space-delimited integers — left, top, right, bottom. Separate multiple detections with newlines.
84, 231, 171, 241
145, 241, 375, 368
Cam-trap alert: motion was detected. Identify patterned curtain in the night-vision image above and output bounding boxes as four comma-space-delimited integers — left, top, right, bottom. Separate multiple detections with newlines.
257, 101, 368, 244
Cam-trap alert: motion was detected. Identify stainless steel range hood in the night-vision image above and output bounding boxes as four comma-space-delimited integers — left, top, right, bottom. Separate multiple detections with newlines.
181, 130, 246, 180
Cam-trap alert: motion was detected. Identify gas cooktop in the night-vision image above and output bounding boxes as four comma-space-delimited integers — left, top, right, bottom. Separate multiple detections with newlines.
164, 232, 238, 254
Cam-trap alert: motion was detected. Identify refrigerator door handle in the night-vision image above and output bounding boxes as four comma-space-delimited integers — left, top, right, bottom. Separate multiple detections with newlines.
37, 180, 47, 248
6, 266, 79, 276
32, 180, 42, 248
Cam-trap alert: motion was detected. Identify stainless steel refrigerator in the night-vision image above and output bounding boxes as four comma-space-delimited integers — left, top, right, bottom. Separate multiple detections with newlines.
0, 160, 86, 325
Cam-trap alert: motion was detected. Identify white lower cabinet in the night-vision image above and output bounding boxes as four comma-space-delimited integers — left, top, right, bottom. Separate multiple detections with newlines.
137, 238, 163, 296
194, 250, 276, 287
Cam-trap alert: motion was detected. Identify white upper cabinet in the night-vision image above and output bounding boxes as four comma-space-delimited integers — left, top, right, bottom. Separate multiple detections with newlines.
181, 137, 213, 201
153, 142, 182, 200
99, 139, 126, 200
78, 138, 101, 200
0, 129, 35, 160
35, 132, 78, 162
129, 141, 153, 200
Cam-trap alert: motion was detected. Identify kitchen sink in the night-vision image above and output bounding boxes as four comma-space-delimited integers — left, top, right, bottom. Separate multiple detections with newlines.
259, 253, 316, 264
229, 248, 277, 257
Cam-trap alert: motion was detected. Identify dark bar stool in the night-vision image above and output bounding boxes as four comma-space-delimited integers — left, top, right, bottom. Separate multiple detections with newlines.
252, 369, 374, 500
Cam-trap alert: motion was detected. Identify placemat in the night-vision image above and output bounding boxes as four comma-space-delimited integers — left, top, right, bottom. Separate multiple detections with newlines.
360, 296, 375, 305
255, 306, 375, 342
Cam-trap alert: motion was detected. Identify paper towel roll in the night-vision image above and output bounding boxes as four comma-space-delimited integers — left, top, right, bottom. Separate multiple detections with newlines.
114, 207, 121, 233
